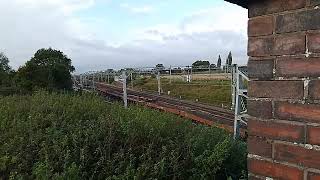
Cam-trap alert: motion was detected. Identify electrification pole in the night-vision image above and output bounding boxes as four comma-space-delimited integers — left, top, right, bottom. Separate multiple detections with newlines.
130, 72, 133, 89
169, 65, 172, 84
157, 71, 161, 95
122, 71, 128, 108
92, 73, 95, 90
233, 65, 240, 139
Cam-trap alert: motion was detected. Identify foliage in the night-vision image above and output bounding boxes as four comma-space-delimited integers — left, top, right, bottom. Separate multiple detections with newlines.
192, 60, 210, 68
0, 52, 18, 95
155, 64, 165, 71
0, 92, 247, 179
0, 52, 14, 87
226, 52, 233, 66
210, 64, 217, 69
0, 52, 11, 73
217, 55, 222, 69
15, 48, 75, 92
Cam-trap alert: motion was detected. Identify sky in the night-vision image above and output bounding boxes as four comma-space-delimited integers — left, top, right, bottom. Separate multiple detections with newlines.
0, 0, 248, 73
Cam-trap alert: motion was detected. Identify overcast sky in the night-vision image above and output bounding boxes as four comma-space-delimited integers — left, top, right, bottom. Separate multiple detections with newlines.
0, 0, 248, 73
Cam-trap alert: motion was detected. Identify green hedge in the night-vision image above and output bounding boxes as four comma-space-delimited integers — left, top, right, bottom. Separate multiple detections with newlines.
0, 92, 247, 179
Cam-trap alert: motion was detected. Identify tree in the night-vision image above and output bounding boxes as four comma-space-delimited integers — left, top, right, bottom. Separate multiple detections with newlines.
210, 64, 216, 68
217, 55, 222, 69
0, 52, 14, 87
155, 64, 165, 71
16, 48, 75, 91
192, 60, 210, 68
0, 52, 11, 73
226, 51, 233, 66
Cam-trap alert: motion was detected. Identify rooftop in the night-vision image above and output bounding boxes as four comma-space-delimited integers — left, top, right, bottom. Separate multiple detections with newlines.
224, 0, 248, 8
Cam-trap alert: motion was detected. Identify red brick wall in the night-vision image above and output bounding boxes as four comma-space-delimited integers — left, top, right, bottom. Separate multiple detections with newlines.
247, 0, 320, 179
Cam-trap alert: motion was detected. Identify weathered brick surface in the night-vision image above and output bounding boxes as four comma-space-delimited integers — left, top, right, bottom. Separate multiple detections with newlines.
273, 33, 306, 55
275, 102, 320, 123
248, 119, 305, 143
308, 32, 320, 53
276, 57, 320, 77
248, 0, 306, 17
307, 126, 320, 145
248, 175, 264, 180
248, 136, 272, 158
248, 16, 274, 37
248, 158, 304, 180
247, 100, 273, 119
248, 59, 274, 79
308, 172, 320, 180
248, 33, 306, 56
249, 81, 304, 99
246, 0, 320, 176
248, 37, 273, 56
274, 143, 320, 169
310, 0, 320, 6
309, 80, 320, 100
276, 9, 320, 33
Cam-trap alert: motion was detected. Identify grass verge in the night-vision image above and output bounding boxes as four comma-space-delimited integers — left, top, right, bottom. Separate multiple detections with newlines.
0, 91, 246, 179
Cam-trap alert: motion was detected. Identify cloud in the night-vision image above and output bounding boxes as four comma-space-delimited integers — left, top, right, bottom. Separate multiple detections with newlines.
0, 0, 248, 73
120, 3, 154, 14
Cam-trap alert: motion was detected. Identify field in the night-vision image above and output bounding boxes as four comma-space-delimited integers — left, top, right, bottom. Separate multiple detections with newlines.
0, 92, 246, 179
162, 73, 231, 81
132, 76, 232, 108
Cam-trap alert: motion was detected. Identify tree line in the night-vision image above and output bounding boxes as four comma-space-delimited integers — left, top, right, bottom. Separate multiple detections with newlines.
0, 48, 75, 95
192, 51, 233, 70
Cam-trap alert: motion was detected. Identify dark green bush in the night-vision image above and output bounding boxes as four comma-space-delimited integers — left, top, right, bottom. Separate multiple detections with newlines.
0, 92, 247, 179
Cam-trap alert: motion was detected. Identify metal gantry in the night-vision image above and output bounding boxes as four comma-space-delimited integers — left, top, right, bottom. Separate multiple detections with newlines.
231, 64, 248, 139
75, 64, 249, 133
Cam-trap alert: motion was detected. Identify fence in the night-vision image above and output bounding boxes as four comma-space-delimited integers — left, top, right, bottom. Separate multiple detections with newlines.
75, 65, 236, 109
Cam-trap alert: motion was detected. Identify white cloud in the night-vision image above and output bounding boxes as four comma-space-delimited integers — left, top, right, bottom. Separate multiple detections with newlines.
0, 0, 248, 73
120, 3, 154, 14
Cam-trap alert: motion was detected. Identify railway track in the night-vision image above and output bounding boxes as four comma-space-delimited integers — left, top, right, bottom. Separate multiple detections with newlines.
95, 82, 247, 136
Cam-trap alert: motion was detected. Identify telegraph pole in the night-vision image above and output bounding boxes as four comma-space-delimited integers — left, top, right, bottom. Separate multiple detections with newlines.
122, 71, 128, 108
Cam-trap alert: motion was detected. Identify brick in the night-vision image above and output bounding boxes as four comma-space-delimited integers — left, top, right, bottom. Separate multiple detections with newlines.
248, 59, 274, 79
248, 136, 272, 158
273, 33, 306, 55
308, 172, 320, 180
310, 0, 320, 6
275, 102, 320, 123
249, 81, 304, 99
276, 9, 320, 33
247, 100, 273, 119
248, 36, 273, 57
309, 80, 320, 100
274, 143, 320, 169
248, 158, 303, 180
248, 0, 306, 17
308, 32, 320, 53
307, 126, 320, 145
248, 16, 274, 37
248, 119, 305, 143
276, 57, 320, 77
248, 175, 264, 180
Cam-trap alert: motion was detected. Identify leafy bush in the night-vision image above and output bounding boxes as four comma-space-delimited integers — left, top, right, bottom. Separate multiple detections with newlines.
0, 92, 246, 179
